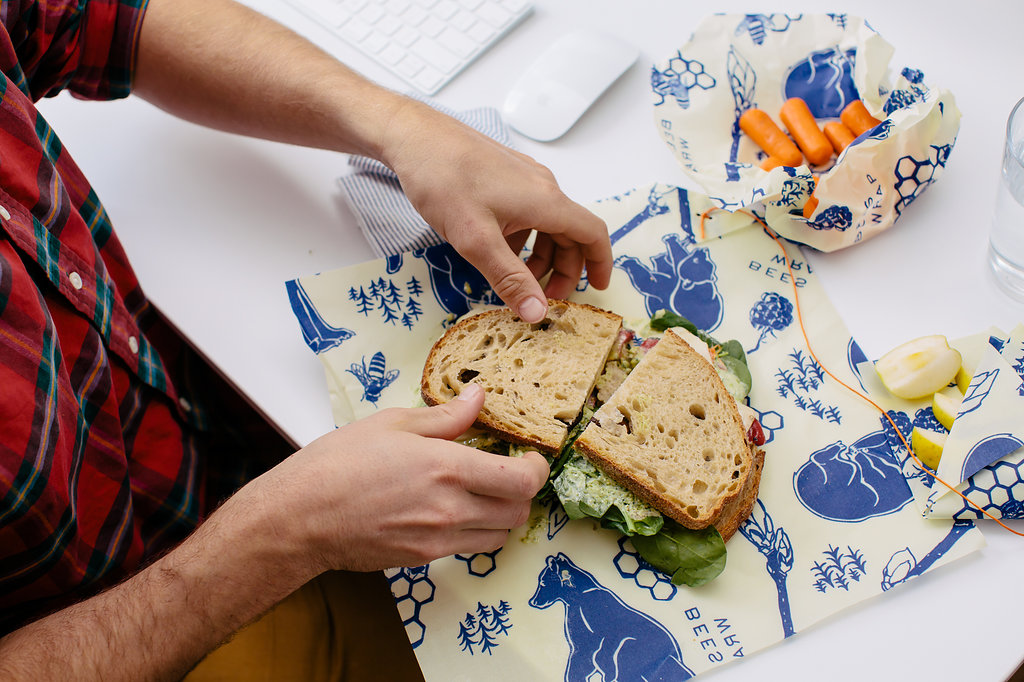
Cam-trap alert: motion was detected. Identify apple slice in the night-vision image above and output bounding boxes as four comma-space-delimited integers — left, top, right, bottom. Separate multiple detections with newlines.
875, 335, 962, 400
911, 427, 946, 470
931, 386, 963, 431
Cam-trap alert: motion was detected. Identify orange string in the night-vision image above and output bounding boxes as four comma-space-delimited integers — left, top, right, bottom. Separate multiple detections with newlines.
699, 207, 1024, 537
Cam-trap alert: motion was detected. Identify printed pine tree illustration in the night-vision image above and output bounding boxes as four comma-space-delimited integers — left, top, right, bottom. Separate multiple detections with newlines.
406, 276, 423, 297
351, 286, 374, 316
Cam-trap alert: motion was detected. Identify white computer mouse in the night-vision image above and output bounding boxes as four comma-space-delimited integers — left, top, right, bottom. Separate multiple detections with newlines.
502, 29, 639, 142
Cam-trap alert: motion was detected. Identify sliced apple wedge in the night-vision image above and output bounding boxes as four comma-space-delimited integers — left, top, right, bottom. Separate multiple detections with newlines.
911, 427, 946, 470
875, 335, 962, 400
931, 386, 963, 431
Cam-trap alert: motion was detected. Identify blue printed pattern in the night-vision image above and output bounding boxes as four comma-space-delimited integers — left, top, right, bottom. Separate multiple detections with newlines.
457, 602, 513, 655
775, 350, 842, 423
454, 549, 502, 578
739, 501, 794, 638
348, 275, 425, 328
387, 566, 436, 648
650, 54, 715, 108
748, 292, 793, 353
286, 279, 355, 353
794, 429, 914, 522
734, 14, 800, 45
346, 351, 399, 405
613, 537, 678, 601
881, 520, 974, 591
811, 545, 866, 592
530, 554, 695, 681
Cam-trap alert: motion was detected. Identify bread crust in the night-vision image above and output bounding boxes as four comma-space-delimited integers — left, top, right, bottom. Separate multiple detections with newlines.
574, 329, 754, 530
420, 300, 621, 454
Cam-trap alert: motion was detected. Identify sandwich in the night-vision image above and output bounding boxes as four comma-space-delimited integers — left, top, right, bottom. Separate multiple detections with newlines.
421, 300, 766, 586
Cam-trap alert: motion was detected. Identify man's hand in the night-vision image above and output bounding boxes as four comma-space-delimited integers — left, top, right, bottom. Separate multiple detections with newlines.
265, 383, 550, 573
380, 100, 614, 323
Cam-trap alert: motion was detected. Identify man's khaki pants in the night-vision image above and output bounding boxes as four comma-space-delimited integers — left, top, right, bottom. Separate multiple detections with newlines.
185, 570, 423, 681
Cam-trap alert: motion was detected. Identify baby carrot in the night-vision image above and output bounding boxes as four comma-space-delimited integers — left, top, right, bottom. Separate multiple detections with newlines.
823, 121, 856, 154
759, 156, 786, 171
840, 100, 881, 136
780, 98, 832, 166
740, 108, 803, 167
803, 176, 820, 219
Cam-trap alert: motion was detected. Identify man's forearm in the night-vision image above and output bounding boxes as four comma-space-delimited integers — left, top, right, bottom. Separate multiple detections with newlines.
0, 475, 315, 682
133, 0, 412, 162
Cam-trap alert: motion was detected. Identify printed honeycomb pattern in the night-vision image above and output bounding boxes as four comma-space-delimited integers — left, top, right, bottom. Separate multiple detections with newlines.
386, 566, 435, 648
454, 549, 501, 577
955, 459, 1024, 520
613, 537, 677, 601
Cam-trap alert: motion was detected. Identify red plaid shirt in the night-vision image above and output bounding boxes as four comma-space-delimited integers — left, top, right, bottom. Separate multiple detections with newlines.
0, 0, 279, 633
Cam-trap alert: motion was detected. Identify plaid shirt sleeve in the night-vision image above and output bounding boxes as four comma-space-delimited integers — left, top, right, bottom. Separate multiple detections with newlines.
0, 0, 294, 634
1, 0, 147, 101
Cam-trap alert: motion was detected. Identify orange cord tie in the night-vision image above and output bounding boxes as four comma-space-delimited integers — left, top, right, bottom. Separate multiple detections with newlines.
699, 207, 1024, 537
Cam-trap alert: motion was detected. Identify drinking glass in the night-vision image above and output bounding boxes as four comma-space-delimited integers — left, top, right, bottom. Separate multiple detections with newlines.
989, 96, 1024, 300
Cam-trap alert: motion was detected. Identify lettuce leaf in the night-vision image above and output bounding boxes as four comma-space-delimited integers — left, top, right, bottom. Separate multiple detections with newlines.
631, 521, 727, 587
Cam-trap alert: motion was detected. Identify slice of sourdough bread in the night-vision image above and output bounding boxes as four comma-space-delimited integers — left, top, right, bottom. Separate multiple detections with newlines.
421, 300, 621, 454
574, 328, 754, 530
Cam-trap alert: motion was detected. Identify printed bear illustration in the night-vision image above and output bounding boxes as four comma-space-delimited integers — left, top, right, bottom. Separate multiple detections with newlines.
530, 553, 694, 681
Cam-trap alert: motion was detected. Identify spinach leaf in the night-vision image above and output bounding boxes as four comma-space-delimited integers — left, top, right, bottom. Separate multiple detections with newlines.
631, 521, 727, 587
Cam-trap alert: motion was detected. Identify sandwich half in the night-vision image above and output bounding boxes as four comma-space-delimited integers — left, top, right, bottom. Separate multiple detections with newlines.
574, 328, 759, 534
420, 300, 621, 453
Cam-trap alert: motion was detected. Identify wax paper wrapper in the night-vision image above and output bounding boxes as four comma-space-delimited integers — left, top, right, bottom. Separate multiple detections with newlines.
286, 184, 983, 681
855, 325, 1024, 520
651, 13, 960, 252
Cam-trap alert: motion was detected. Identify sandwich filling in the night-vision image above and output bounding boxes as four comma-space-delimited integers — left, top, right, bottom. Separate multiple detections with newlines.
458, 309, 764, 586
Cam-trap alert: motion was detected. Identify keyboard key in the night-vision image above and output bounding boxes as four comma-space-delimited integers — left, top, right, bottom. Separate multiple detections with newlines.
475, 2, 511, 27
409, 36, 460, 73
437, 26, 477, 58
285, 0, 532, 94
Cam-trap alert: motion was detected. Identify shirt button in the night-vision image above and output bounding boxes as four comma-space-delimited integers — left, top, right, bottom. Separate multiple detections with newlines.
0, 206, 10, 221
68, 271, 83, 290
179, 397, 192, 412
128, 336, 139, 354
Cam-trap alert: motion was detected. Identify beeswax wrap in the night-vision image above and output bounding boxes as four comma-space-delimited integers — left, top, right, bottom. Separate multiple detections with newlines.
855, 325, 1024, 521
286, 183, 984, 681
651, 14, 960, 252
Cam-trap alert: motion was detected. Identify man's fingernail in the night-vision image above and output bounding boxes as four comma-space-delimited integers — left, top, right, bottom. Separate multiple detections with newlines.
518, 297, 547, 323
456, 383, 483, 401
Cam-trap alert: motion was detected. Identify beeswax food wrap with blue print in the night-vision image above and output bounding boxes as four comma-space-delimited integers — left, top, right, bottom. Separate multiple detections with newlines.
286, 183, 984, 681
854, 325, 1024, 521
652, 14, 960, 252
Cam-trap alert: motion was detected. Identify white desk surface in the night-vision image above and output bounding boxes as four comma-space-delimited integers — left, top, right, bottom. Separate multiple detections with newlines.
38, 1, 1024, 679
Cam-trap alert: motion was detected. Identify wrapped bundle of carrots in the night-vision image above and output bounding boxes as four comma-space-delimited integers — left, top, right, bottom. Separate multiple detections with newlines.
739, 98, 881, 218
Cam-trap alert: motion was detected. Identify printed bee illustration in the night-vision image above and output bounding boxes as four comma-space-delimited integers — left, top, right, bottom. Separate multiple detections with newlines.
348, 351, 399, 405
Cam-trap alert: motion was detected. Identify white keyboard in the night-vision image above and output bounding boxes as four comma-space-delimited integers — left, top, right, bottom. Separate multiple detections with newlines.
287, 0, 533, 95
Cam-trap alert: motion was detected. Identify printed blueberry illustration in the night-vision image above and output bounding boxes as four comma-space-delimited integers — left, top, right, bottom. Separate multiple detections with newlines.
414, 243, 502, 320
893, 143, 953, 219
960, 434, 1024, 483
748, 291, 793, 353
734, 13, 798, 45
613, 537, 678, 601
726, 46, 756, 180
811, 545, 866, 593
615, 232, 724, 333
650, 53, 715, 108
286, 279, 355, 354
530, 553, 694, 681
387, 565, 436, 648
457, 602, 513, 655
882, 68, 929, 116
880, 520, 974, 591
738, 500, 794, 637
806, 204, 853, 232
346, 351, 399, 405
784, 47, 858, 119
775, 350, 842, 423
794, 429, 914, 522
882, 409, 942, 485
